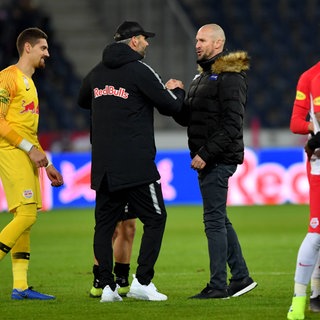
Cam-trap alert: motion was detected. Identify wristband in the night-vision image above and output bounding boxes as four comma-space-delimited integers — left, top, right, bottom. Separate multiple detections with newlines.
18, 139, 34, 153
45, 161, 52, 168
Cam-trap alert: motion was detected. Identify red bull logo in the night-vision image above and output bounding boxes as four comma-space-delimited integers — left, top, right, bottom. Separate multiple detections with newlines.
94, 85, 129, 99
20, 100, 39, 114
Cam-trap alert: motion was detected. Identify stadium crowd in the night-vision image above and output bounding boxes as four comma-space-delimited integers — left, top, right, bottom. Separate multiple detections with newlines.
1, 0, 320, 149
0, 0, 89, 151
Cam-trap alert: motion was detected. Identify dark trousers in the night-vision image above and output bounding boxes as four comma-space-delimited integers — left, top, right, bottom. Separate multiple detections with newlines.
94, 178, 167, 290
198, 163, 249, 290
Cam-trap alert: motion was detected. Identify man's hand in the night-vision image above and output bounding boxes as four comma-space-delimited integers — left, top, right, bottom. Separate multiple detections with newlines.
165, 79, 184, 90
28, 146, 49, 168
191, 154, 206, 171
45, 165, 64, 187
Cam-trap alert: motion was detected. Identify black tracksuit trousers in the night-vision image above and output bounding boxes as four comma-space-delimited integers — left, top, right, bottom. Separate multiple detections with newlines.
93, 178, 167, 290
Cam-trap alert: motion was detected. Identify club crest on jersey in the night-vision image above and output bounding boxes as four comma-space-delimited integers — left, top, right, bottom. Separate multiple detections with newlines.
94, 85, 129, 99
23, 189, 33, 199
22, 75, 30, 91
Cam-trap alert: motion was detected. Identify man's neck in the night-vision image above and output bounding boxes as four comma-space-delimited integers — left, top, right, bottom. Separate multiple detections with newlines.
15, 59, 35, 78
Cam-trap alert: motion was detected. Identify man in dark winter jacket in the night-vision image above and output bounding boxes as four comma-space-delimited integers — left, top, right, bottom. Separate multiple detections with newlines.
78, 21, 184, 302
171, 23, 257, 299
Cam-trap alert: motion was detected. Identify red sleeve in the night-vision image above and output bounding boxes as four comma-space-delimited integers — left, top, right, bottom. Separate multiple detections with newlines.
290, 104, 310, 134
290, 72, 311, 135
311, 74, 320, 113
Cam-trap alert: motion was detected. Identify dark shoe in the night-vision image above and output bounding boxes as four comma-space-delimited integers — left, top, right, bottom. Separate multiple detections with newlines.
228, 276, 257, 297
189, 284, 229, 299
310, 295, 320, 312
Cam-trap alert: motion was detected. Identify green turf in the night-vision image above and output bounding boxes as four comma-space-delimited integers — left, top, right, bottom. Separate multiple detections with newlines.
0, 204, 317, 319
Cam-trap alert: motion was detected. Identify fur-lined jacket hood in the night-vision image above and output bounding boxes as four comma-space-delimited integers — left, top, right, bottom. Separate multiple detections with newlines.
198, 50, 250, 74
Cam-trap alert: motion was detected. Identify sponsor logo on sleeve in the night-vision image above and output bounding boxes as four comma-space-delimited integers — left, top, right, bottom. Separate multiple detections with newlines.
313, 97, 320, 106
296, 90, 306, 100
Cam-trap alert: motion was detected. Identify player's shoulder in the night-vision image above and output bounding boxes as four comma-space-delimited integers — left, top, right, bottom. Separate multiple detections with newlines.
0, 65, 19, 80
300, 62, 320, 81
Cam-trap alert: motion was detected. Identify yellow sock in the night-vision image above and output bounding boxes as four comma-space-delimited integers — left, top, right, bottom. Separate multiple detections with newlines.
11, 226, 31, 290
12, 259, 29, 290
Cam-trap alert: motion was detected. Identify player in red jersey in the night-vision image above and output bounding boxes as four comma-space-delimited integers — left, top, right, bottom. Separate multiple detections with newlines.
288, 63, 320, 319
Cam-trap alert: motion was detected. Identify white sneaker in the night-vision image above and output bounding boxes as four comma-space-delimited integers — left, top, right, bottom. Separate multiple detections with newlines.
127, 274, 167, 301
100, 284, 123, 302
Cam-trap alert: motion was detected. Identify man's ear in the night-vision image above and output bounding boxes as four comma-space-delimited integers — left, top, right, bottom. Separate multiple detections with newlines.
24, 42, 32, 53
130, 36, 139, 47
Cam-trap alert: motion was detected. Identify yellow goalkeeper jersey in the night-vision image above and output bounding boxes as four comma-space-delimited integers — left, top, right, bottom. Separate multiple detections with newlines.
0, 65, 40, 150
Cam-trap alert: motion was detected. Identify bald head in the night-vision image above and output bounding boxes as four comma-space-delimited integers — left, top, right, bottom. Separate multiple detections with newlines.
196, 24, 226, 61
198, 24, 225, 42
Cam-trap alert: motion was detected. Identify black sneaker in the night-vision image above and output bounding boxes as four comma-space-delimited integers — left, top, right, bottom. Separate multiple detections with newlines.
227, 276, 257, 297
189, 284, 229, 299
310, 295, 320, 312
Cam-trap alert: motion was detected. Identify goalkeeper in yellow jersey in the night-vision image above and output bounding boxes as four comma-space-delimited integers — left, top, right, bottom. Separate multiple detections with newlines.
0, 27, 64, 300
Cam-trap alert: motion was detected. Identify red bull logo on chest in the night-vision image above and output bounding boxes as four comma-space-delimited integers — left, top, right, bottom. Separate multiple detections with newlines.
20, 100, 39, 114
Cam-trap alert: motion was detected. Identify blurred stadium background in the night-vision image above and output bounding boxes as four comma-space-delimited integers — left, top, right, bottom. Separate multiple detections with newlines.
0, 0, 320, 211
2, 0, 319, 150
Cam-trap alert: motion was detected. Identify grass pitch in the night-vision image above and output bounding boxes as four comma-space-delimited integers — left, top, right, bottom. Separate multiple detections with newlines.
0, 204, 317, 319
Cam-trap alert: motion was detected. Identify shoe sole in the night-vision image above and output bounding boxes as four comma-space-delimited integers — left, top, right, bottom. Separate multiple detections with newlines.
231, 282, 258, 297
309, 306, 320, 312
189, 295, 230, 299
127, 291, 167, 301
11, 295, 55, 300
100, 296, 123, 302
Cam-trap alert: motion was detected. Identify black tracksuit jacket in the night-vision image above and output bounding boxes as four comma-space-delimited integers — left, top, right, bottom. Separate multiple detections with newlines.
78, 42, 184, 192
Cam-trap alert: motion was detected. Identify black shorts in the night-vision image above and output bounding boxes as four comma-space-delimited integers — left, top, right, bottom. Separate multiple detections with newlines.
120, 203, 137, 221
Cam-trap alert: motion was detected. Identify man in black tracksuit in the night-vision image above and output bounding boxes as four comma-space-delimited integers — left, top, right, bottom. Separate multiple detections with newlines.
172, 23, 257, 299
77, 21, 184, 302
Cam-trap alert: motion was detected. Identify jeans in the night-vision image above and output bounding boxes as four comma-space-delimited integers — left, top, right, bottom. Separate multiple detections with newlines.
198, 163, 249, 290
